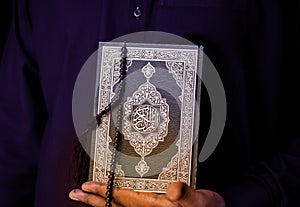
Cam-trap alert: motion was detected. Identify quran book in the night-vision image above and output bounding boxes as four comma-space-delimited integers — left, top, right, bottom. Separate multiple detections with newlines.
90, 42, 203, 193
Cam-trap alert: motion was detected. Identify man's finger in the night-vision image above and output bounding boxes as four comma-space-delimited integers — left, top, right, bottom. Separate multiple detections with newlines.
82, 181, 107, 197
69, 189, 106, 207
113, 187, 179, 207
82, 181, 178, 207
166, 182, 198, 205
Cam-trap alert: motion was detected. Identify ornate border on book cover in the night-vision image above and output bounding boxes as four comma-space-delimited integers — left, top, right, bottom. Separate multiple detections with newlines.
92, 43, 199, 193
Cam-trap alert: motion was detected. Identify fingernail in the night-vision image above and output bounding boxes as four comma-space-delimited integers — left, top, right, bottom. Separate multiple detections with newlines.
82, 183, 91, 192
69, 189, 82, 201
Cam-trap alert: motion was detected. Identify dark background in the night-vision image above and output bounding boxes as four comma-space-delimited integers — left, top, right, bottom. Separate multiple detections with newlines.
0, 0, 12, 59
0, 1, 299, 62
282, 0, 300, 74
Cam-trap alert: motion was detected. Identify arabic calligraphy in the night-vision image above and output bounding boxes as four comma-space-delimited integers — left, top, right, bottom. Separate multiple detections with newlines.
131, 105, 159, 134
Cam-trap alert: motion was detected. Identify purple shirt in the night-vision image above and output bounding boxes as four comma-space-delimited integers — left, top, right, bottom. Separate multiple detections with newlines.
0, 0, 299, 206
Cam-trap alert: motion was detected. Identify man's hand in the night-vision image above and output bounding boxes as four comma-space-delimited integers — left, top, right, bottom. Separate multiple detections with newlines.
69, 181, 226, 207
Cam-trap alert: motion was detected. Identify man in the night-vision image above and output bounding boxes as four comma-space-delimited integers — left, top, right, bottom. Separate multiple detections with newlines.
0, 0, 299, 206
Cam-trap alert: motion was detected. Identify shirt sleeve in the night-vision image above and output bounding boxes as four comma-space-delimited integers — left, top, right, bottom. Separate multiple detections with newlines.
0, 0, 47, 206
219, 0, 300, 206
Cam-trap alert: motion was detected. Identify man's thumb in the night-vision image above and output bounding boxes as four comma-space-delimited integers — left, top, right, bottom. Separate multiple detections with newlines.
166, 182, 226, 207
166, 182, 193, 202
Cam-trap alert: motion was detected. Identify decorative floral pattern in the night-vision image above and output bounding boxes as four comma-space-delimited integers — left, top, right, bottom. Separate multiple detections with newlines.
93, 44, 199, 193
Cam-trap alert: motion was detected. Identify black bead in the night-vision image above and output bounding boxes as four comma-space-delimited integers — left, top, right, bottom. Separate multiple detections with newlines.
107, 181, 113, 187
100, 45, 127, 207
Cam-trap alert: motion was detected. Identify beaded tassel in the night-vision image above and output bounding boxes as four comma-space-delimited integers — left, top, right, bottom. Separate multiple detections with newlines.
96, 43, 127, 207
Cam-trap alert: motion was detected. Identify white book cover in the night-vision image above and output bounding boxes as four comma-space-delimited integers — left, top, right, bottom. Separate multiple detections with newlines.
91, 42, 203, 193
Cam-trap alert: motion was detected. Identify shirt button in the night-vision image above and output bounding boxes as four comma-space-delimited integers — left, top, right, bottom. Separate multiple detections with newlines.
133, 6, 142, 19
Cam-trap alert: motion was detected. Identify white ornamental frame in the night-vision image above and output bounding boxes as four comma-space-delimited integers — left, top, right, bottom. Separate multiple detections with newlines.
92, 42, 202, 193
